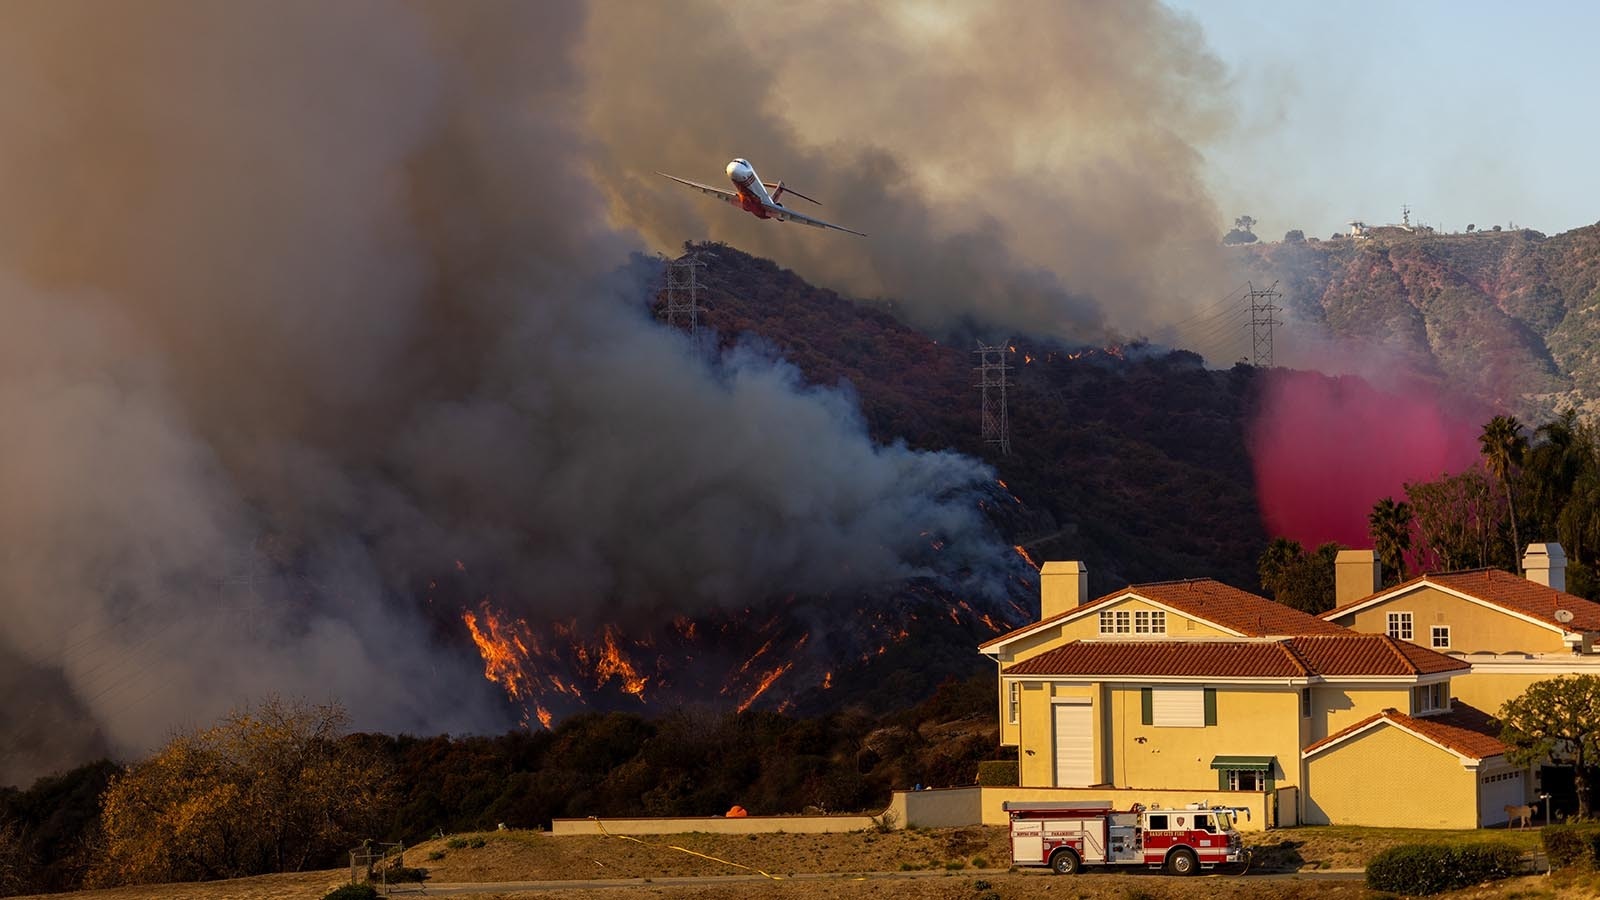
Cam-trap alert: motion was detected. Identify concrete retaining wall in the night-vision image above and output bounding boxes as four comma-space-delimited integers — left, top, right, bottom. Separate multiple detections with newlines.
550, 814, 879, 836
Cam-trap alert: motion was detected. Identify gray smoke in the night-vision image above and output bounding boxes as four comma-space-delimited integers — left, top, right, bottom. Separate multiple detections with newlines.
583, 0, 1231, 339
0, 1, 1017, 786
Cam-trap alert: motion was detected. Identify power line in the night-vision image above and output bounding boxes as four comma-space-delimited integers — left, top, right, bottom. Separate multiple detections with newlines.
1247, 281, 1282, 368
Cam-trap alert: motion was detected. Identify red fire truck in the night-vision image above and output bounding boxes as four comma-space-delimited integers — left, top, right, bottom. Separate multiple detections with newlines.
1004, 801, 1251, 876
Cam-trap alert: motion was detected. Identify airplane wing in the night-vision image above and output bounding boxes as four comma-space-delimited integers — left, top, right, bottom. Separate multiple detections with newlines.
767, 202, 867, 237
657, 172, 740, 207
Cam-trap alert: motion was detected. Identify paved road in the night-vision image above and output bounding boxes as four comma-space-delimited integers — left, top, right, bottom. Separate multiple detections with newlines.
387, 867, 1367, 895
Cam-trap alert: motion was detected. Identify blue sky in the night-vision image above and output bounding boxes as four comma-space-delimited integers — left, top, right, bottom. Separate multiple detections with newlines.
1167, 1, 1600, 239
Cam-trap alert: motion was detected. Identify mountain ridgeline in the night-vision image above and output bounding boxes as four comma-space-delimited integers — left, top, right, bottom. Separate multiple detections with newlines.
1235, 222, 1600, 415
671, 243, 1269, 599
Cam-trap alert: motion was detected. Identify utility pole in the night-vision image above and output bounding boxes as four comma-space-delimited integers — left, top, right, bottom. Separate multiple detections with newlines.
974, 342, 1014, 456
1247, 281, 1281, 368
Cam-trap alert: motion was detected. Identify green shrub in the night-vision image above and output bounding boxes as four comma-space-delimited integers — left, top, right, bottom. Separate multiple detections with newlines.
425, 850, 445, 861
970, 856, 988, 868
1542, 823, 1600, 869
445, 836, 486, 850
323, 885, 379, 900
383, 864, 430, 883
1365, 843, 1521, 895
944, 859, 966, 870
975, 761, 1018, 787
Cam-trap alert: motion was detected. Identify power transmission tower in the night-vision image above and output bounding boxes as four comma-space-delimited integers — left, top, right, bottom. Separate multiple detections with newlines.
1247, 281, 1281, 368
974, 342, 1014, 456
661, 251, 709, 339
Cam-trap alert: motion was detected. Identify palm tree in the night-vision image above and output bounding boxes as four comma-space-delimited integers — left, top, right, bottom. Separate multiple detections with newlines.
1480, 415, 1528, 572
1368, 497, 1413, 584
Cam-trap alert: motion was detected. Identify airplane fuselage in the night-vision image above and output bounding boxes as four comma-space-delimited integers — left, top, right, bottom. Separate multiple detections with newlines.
727, 158, 777, 219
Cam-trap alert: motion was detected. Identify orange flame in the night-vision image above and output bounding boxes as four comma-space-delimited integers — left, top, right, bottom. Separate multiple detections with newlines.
594, 626, 648, 700
1013, 545, 1040, 570
823, 671, 833, 689
738, 662, 794, 713
462, 607, 536, 702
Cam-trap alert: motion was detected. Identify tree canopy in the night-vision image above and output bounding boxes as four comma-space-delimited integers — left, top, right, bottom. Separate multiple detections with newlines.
1258, 538, 1342, 613
1499, 676, 1600, 818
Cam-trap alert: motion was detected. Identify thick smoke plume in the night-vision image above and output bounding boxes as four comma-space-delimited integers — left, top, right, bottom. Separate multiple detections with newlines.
585, 0, 1232, 340
0, 1, 1021, 785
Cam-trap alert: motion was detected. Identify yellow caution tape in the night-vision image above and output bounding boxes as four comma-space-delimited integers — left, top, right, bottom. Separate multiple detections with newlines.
589, 818, 785, 880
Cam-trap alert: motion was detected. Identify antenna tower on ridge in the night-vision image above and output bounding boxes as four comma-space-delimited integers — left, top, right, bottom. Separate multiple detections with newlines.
1246, 281, 1281, 368
661, 250, 709, 339
974, 342, 1014, 456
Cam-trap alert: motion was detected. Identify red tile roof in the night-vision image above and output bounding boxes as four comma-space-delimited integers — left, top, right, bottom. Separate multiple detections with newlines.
1004, 634, 1468, 679
1286, 634, 1469, 676
1302, 704, 1508, 760
980, 578, 1348, 650
1322, 567, 1600, 632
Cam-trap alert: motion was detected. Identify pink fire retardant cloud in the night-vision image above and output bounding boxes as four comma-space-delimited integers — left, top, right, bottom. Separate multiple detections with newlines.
1248, 368, 1488, 548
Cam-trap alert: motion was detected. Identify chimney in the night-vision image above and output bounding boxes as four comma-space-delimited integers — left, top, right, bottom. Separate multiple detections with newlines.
1524, 543, 1567, 592
1334, 550, 1382, 607
1039, 561, 1088, 621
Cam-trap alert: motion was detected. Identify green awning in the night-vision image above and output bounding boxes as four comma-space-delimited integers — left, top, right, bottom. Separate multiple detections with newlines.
1210, 755, 1274, 770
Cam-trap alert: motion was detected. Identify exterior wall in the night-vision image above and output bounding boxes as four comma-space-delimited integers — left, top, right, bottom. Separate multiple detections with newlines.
1327, 586, 1566, 654
551, 814, 878, 835
1309, 684, 1413, 743
1108, 685, 1303, 792
1017, 682, 1101, 787
1304, 725, 1479, 828
999, 598, 1238, 668
888, 785, 1268, 832
1454, 663, 1600, 715
1014, 681, 1302, 794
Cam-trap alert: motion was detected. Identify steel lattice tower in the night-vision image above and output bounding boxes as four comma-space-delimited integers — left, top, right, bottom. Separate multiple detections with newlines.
974, 342, 1014, 456
662, 251, 708, 338
1247, 281, 1282, 368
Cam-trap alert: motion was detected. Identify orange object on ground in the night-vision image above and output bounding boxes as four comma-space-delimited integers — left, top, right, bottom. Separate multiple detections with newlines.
725, 805, 749, 817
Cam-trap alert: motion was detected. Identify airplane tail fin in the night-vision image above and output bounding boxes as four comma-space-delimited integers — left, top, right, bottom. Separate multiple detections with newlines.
764, 181, 821, 205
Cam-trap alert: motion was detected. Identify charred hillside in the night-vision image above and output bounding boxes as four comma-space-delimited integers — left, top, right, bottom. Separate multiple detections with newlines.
677, 243, 1268, 597
1233, 222, 1600, 414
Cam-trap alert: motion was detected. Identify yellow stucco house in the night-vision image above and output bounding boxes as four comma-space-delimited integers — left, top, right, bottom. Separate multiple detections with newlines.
1323, 544, 1600, 714
980, 561, 1524, 828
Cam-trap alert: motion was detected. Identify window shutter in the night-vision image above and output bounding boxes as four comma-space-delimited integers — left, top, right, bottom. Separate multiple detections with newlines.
1141, 687, 1153, 725
1204, 688, 1217, 726
1218, 769, 1229, 791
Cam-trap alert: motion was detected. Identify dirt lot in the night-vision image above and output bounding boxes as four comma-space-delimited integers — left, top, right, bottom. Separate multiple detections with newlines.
13, 825, 1595, 900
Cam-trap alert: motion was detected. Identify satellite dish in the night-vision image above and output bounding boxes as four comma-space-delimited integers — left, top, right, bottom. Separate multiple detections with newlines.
1556, 609, 1575, 624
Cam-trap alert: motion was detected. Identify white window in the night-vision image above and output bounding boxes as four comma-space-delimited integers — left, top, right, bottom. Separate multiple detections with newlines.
1412, 682, 1448, 715
1228, 769, 1264, 791
1152, 686, 1205, 727
1099, 610, 1131, 634
1008, 682, 1020, 724
1134, 610, 1167, 634
1431, 625, 1451, 649
1387, 611, 1414, 641
1300, 688, 1312, 718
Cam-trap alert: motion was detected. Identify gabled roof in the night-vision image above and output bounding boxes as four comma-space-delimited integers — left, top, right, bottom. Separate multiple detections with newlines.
1321, 567, 1600, 633
980, 578, 1348, 652
1003, 634, 1468, 680
1302, 704, 1508, 761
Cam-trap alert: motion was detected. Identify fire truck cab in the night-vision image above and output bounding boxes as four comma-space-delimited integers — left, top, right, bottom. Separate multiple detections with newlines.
1004, 800, 1250, 876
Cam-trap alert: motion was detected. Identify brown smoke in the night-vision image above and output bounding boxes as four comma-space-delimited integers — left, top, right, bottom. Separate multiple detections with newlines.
583, 0, 1231, 340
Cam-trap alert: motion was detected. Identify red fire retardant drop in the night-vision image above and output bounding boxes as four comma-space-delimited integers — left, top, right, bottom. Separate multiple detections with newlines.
1248, 370, 1486, 548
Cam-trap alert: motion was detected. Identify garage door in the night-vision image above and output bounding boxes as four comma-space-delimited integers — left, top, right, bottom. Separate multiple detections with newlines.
1054, 702, 1094, 787
1479, 769, 1527, 826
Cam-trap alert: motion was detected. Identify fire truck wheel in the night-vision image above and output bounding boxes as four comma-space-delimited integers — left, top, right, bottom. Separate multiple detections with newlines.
1165, 848, 1198, 876
1048, 848, 1081, 875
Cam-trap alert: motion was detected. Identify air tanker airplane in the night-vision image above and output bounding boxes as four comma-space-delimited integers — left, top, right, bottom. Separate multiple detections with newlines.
658, 159, 866, 236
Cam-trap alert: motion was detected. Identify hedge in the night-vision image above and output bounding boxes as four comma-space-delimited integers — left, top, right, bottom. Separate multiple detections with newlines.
1542, 823, 1600, 869
1365, 843, 1521, 895
976, 761, 1018, 787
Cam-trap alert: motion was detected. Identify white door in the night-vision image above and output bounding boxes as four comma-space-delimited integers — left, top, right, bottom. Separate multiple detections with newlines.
1053, 702, 1094, 786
